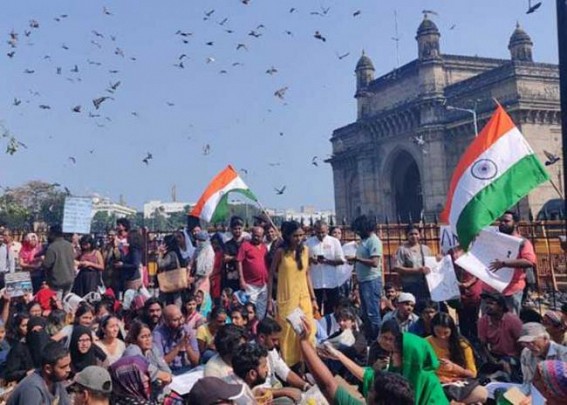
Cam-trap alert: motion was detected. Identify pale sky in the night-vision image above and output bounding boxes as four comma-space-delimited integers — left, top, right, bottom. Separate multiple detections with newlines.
0, 0, 559, 211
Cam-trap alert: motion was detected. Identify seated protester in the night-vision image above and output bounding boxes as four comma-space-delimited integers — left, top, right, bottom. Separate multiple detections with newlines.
532, 360, 567, 405
226, 343, 270, 403
196, 306, 228, 364
317, 298, 352, 342
138, 297, 163, 332
188, 376, 251, 405
46, 309, 67, 336
183, 294, 204, 330
477, 292, 523, 382
520, 306, 543, 324
220, 287, 234, 312
408, 300, 438, 338
518, 322, 567, 395
196, 288, 213, 319
426, 313, 488, 404
69, 325, 107, 377
323, 307, 367, 373
382, 292, 419, 333
7, 341, 71, 405
542, 310, 567, 345
52, 302, 95, 348
245, 302, 259, 337
323, 319, 449, 405
124, 321, 172, 401
380, 283, 398, 317
204, 324, 247, 378
152, 304, 199, 375
295, 316, 415, 405
109, 355, 155, 405
67, 366, 113, 405
256, 317, 311, 399
5, 315, 50, 383
95, 315, 125, 365
230, 305, 249, 328
27, 301, 43, 318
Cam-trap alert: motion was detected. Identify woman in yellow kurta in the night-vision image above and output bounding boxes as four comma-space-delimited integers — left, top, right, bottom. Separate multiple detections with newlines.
268, 221, 318, 367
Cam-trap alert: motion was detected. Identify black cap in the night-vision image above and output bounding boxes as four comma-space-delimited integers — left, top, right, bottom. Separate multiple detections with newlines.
480, 292, 508, 311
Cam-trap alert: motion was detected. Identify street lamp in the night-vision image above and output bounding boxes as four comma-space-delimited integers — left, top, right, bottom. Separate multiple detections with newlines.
446, 105, 479, 137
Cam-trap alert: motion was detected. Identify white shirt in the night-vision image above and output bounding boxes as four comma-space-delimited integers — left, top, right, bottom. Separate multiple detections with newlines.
204, 353, 234, 378
305, 235, 345, 289
265, 348, 291, 388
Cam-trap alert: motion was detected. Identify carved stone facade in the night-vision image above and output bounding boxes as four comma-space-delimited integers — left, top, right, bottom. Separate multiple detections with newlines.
329, 16, 562, 223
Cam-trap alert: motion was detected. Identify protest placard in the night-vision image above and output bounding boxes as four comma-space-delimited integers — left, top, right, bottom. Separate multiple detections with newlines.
5, 272, 32, 297
63, 196, 93, 234
455, 229, 522, 292
424, 255, 460, 302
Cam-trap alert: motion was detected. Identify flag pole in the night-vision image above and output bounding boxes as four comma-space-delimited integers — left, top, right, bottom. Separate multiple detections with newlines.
254, 200, 282, 237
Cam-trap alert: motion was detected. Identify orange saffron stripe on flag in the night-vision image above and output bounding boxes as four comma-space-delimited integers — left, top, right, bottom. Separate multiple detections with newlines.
441, 105, 516, 221
191, 165, 238, 216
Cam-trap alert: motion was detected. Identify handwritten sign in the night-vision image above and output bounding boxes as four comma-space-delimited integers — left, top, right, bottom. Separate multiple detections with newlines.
425, 255, 460, 302
455, 229, 522, 292
63, 197, 93, 234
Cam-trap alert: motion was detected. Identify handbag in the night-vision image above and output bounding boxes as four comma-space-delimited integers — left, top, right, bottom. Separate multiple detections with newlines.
442, 379, 480, 401
157, 255, 188, 293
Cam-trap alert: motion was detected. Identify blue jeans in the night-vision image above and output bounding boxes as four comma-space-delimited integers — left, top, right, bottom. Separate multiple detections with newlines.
359, 277, 382, 341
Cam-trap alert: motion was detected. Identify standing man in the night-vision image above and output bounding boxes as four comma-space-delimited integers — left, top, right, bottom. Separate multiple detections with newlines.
305, 221, 345, 314
488, 211, 537, 315
348, 215, 383, 341
43, 225, 75, 300
223, 216, 246, 292
7, 341, 72, 405
0, 230, 16, 289
237, 227, 269, 319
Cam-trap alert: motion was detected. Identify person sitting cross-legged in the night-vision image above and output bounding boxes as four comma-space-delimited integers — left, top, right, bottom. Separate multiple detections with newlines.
382, 292, 419, 333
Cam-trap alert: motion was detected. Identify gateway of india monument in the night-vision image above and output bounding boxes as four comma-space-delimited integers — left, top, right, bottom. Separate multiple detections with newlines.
329, 15, 562, 223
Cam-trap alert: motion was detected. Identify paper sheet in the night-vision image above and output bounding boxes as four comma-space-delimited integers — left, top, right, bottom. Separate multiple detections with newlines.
424, 255, 460, 302
169, 367, 204, 395
337, 241, 356, 287
455, 229, 522, 292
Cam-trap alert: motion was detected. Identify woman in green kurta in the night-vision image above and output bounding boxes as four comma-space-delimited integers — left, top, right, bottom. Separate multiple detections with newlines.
324, 319, 448, 405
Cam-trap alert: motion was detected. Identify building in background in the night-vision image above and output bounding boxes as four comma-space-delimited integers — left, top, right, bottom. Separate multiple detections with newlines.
143, 200, 193, 219
92, 196, 137, 218
329, 15, 562, 224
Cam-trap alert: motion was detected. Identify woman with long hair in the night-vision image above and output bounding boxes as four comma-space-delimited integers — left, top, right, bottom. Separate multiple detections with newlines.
69, 325, 107, 376
96, 315, 125, 365
427, 313, 488, 403
209, 233, 225, 303
51, 301, 95, 347
19, 233, 43, 293
116, 229, 144, 292
4, 313, 34, 383
196, 305, 227, 363
267, 220, 317, 367
157, 234, 185, 306
72, 235, 104, 297
393, 225, 434, 312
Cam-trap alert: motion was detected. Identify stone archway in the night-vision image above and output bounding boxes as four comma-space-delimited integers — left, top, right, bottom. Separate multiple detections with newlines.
391, 151, 423, 222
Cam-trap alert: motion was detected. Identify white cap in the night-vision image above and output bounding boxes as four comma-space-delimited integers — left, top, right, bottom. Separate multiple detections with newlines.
397, 292, 416, 304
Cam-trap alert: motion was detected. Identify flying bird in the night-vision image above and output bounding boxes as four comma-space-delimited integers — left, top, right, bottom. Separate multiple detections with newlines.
314, 31, 326, 42
166, 101, 175, 107
248, 30, 262, 38
72, 105, 81, 113
206, 56, 215, 63
115, 48, 124, 57
265, 66, 278, 75
240, 168, 248, 175
413, 135, 425, 146
103, 6, 112, 16
108, 81, 121, 92
92, 30, 104, 38
71, 65, 79, 73
7, 51, 15, 58
311, 6, 330, 16
219, 18, 229, 26
142, 153, 153, 165
205, 41, 214, 46
204, 9, 215, 20
68, 157, 76, 164
274, 86, 288, 99
274, 186, 286, 195
92, 96, 111, 109
336, 52, 350, 60
203, 144, 211, 155
449, 24, 457, 30
61, 44, 69, 50
13, 98, 21, 106
543, 150, 560, 166
353, 10, 361, 17
56, 67, 62, 74
174, 61, 185, 69
236, 43, 248, 51
527, 1, 542, 14
289, 8, 296, 13
311, 156, 319, 167
29, 19, 39, 28
24, 69, 35, 74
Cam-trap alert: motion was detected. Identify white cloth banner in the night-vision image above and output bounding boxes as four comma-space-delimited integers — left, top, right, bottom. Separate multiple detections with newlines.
455, 229, 522, 292
424, 255, 460, 302
337, 241, 357, 287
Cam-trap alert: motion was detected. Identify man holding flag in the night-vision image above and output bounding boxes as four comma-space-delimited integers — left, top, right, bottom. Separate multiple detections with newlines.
441, 104, 549, 311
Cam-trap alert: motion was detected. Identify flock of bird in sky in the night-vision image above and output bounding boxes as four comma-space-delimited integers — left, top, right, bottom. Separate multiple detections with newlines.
2, 0, 549, 197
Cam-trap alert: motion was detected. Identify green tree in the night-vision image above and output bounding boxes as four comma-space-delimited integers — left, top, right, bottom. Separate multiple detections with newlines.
91, 211, 118, 234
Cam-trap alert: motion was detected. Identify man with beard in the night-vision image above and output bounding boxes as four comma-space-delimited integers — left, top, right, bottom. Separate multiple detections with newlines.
228, 343, 270, 402
139, 297, 163, 331
8, 341, 72, 405
223, 216, 247, 292
487, 211, 537, 315
256, 318, 309, 403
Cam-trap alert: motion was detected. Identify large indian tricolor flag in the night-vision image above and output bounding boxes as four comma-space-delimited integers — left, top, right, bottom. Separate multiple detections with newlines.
441, 105, 549, 250
191, 165, 257, 222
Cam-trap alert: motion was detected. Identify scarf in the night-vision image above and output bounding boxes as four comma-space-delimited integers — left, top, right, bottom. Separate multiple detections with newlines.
69, 326, 106, 373
538, 360, 567, 399
110, 355, 154, 404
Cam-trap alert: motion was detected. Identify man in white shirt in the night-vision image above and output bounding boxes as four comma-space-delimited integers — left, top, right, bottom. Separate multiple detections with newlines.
204, 324, 247, 378
0, 230, 16, 289
305, 221, 345, 314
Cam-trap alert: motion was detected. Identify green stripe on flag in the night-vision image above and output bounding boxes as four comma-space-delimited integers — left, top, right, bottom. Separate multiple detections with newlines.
209, 188, 258, 223
456, 154, 549, 249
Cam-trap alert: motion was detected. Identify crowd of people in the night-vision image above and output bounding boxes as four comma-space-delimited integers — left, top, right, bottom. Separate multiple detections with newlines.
0, 211, 566, 404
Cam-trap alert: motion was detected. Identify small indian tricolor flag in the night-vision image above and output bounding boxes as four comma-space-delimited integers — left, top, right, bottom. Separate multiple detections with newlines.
441, 105, 549, 250
191, 165, 257, 222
